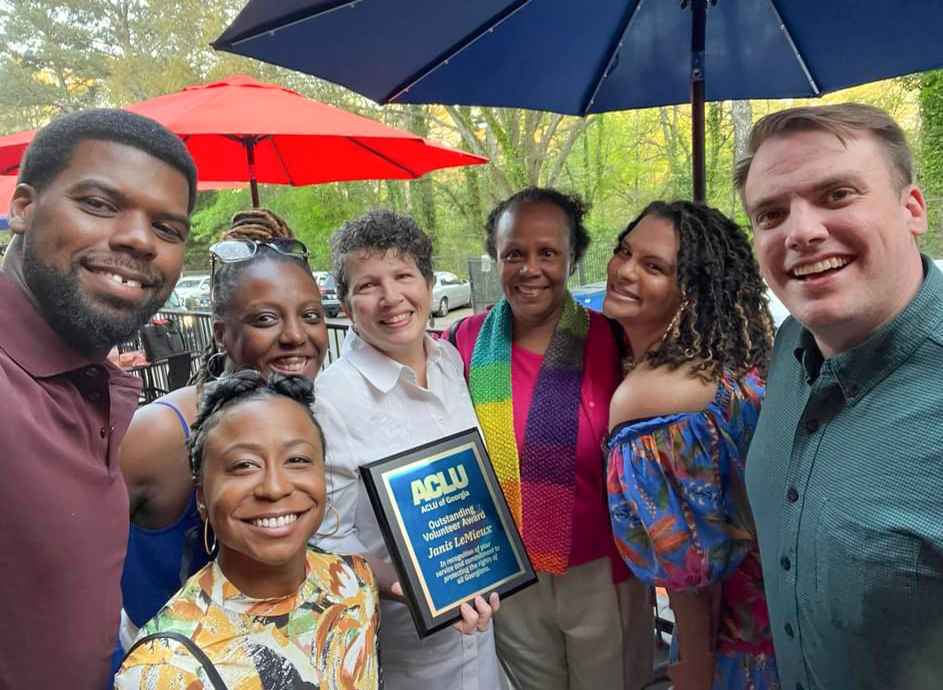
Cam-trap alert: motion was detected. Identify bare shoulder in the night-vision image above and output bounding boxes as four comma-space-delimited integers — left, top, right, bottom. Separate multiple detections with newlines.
609, 363, 718, 428
120, 386, 198, 486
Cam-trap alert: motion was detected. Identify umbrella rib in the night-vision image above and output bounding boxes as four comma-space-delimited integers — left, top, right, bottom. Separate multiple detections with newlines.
767, 0, 820, 95
384, 0, 533, 104
347, 137, 418, 177
270, 137, 298, 186
581, 0, 647, 116
220, 0, 360, 48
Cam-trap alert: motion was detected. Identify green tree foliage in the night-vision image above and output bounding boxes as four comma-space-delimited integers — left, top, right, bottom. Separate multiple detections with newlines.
919, 70, 943, 256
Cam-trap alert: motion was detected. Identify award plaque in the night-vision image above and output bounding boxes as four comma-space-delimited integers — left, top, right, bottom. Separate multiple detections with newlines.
360, 427, 537, 638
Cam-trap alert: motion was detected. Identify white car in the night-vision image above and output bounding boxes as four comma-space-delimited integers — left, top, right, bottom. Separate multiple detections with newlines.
432, 271, 471, 316
175, 274, 211, 307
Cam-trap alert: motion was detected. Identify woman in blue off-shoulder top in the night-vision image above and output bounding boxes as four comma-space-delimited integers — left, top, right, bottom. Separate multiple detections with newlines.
603, 201, 780, 690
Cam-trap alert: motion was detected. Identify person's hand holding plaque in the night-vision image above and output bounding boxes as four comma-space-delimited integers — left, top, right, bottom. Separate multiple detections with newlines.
391, 582, 500, 634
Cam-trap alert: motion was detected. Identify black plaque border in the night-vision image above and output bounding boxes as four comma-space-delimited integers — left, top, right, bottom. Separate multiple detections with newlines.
360, 427, 537, 638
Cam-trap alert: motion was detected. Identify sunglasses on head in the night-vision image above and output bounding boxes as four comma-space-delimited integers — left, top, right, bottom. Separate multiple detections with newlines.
208, 239, 311, 304
209, 238, 309, 263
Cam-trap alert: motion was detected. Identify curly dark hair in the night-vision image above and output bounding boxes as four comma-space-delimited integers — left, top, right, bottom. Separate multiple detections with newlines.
330, 209, 433, 304
618, 201, 774, 379
191, 208, 315, 386
188, 370, 323, 481
484, 187, 591, 264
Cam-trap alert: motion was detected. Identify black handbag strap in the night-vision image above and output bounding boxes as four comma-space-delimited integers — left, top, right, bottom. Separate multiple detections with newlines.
124, 630, 228, 690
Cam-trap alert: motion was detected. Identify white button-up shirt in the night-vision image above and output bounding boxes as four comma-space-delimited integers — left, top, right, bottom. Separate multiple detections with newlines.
313, 329, 504, 690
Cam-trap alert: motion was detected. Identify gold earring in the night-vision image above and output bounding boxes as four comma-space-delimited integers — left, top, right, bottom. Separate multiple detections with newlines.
203, 519, 217, 556
315, 504, 341, 539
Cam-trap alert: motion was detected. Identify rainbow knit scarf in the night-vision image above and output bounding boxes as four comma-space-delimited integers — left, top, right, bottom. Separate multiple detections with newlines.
469, 293, 589, 574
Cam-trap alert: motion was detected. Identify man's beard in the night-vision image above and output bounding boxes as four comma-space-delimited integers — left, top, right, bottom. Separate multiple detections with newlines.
22, 246, 169, 357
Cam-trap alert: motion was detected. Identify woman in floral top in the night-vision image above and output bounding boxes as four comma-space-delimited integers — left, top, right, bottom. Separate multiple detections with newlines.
602, 201, 779, 690
115, 371, 379, 690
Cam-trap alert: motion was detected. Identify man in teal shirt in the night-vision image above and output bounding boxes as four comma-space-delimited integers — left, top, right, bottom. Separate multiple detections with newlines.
736, 103, 943, 690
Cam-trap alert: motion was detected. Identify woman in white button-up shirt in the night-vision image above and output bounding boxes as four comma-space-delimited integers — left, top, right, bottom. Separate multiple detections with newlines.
311, 210, 505, 690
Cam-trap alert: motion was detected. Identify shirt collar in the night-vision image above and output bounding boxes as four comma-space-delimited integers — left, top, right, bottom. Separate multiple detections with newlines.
341, 327, 443, 393
0, 271, 105, 377
792, 254, 943, 402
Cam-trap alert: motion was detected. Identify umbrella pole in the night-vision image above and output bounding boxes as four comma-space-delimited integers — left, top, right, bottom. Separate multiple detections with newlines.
690, 0, 707, 203
246, 138, 260, 207
692, 86, 705, 203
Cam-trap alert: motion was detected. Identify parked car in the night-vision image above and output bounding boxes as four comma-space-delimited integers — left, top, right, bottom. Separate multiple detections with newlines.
175, 274, 211, 311
313, 271, 341, 317
161, 290, 186, 312
571, 281, 607, 312
432, 271, 471, 317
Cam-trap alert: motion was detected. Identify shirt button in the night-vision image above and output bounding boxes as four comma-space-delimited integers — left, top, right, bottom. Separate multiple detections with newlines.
805, 418, 819, 433
786, 486, 799, 503
784, 622, 794, 637
100, 427, 107, 438
84, 366, 100, 378
780, 556, 791, 571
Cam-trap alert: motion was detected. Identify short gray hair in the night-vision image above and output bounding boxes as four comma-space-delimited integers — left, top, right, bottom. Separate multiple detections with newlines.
330, 209, 434, 303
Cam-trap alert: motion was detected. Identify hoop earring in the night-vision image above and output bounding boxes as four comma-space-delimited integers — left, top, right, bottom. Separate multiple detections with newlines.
203, 519, 217, 556
315, 504, 341, 539
205, 351, 227, 381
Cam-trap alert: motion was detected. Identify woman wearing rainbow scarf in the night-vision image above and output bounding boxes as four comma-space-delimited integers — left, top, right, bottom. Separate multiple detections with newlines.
451, 188, 654, 690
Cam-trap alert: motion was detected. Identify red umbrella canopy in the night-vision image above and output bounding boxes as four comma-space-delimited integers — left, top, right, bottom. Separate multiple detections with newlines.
0, 130, 34, 178
1, 175, 14, 218
123, 75, 486, 186
0, 75, 487, 205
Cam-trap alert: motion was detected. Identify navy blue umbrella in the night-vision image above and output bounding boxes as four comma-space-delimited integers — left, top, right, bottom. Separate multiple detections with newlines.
215, 0, 943, 201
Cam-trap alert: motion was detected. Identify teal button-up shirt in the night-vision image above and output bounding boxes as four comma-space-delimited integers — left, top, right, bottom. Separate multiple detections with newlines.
747, 255, 943, 690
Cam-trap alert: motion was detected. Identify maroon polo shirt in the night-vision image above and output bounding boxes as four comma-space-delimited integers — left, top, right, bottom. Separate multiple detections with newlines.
0, 272, 140, 689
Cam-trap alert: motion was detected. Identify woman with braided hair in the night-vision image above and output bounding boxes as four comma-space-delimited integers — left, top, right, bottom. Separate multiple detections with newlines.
115, 371, 379, 689
114, 208, 328, 672
603, 201, 779, 690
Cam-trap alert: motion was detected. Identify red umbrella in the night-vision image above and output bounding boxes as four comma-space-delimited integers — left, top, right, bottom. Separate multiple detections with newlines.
1, 176, 14, 224
0, 74, 487, 206
0, 131, 33, 179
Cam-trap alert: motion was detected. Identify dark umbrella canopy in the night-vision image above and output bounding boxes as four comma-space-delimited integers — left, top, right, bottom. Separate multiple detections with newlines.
215, 0, 943, 200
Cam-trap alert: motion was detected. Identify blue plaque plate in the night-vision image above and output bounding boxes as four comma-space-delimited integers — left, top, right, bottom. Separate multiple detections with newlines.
361, 428, 537, 637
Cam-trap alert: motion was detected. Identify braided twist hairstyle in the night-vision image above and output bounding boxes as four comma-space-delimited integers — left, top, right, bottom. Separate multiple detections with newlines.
187, 370, 319, 481
191, 208, 311, 386
618, 201, 774, 379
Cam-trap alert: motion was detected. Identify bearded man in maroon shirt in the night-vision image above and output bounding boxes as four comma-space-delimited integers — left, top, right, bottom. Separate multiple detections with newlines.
0, 109, 195, 689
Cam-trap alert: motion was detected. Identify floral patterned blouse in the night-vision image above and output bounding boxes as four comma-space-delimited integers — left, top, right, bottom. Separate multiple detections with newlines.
606, 370, 779, 690
114, 548, 380, 690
